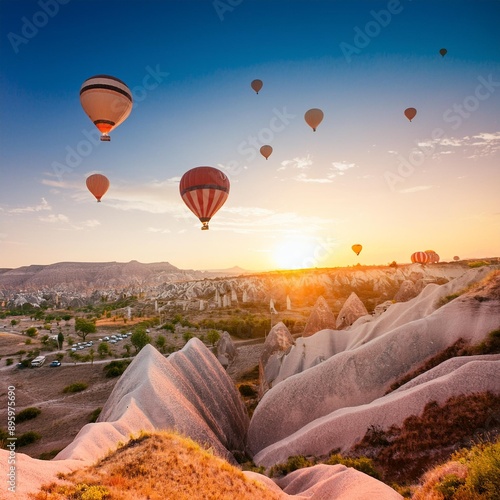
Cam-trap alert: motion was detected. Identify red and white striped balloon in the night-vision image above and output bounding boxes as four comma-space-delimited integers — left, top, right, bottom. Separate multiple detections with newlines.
179, 166, 230, 230
411, 251, 429, 264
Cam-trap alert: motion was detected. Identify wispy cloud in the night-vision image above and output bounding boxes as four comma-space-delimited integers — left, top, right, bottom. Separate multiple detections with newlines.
81, 219, 101, 228
399, 185, 434, 194
39, 213, 69, 223
294, 173, 332, 183
215, 206, 335, 234
147, 227, 171, 234
278, 155, 313, 172
9, 198, 51, 214
329, 161, 356, 177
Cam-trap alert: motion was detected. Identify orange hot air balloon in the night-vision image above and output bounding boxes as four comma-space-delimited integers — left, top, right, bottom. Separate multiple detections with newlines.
251, 79, 263, 94
425, 250, 440, 263
86, 174, 110, 202
179, 166, 230, 230
404, 107, 417, 122
260, 145, 273, 160
352, 244, 363, 256
453, 256, 460, 261
304, 108, 324, 131
411, 251, 429, 264
80, 75, 133, 141
439, 48, 447, 57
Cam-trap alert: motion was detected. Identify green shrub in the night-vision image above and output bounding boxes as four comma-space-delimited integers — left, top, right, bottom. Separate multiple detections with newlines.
6, 358, 13, 366
39, 449, 62, 460
238, 384, 257, 398
103, 360, 130, 378
269, 455, 314, 477
17, 431, 41, 447
89, 408, 102, 423
462, 439, 500, 498
474, 328, 500, 355
16, 407, 41, 423
434, 473, 465, 498
325, 453, 381, 479
73, 483, 111, 500
63, 382, 88, 393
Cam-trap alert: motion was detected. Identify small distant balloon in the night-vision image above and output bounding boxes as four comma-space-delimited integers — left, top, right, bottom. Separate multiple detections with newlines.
425, 250, 440, 263
86, 174, 110, 202
404, 107, 417, 122
304, 108, 324, 131
352, 244, 363, 256
260, 145, 273, 160
453, 255, 460, 261
439, 48, 447, 57
251, 79, 263, 94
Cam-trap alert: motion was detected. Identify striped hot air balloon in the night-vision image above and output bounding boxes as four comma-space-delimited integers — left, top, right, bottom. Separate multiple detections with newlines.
411, 251, 429, 264
80, 75, 133, 141
86, 173, 110, 202
425, 250, 440, 263
179, 166, 230, 230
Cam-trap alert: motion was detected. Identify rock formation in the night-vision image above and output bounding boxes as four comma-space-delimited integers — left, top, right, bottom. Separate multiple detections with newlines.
394, 279, 418, 302
216, 331, 237, 369
335, 292, 369, 329
258, 322, 295, 397
302, 296, 336, 337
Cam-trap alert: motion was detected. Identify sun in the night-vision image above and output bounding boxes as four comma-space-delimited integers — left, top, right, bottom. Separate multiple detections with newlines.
272, 239, 317, 270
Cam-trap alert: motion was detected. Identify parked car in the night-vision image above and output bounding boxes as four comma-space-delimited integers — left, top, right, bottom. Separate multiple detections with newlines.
49, 360, 61, 367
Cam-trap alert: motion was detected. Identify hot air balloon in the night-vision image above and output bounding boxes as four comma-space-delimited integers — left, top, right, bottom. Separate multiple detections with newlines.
439, 48, 447, 57
352, 244, 363, 256
404, 107, 417, 122
411, 251, 429, 264
260, 145, 273, 160
304, 108, 324, 131
86, 173, 110, 202
80, 75, 133, 141
179, 166, 230, 230
251, 79, 263, 94
425, 250, 440, 263
453, 256, 460, 261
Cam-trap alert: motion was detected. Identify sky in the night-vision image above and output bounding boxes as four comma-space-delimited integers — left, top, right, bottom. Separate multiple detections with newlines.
1, 0, 499, 272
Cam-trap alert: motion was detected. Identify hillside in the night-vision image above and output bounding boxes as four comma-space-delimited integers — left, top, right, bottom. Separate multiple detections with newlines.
1, 262, 499, 498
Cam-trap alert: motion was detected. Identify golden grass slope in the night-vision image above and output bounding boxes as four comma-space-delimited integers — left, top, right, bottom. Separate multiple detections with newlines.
32, 431, 283, 500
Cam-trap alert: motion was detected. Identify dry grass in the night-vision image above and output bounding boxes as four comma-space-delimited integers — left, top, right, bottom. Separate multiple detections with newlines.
31, 431, 281, 500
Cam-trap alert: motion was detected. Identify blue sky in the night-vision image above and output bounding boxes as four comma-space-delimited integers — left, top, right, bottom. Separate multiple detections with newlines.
1, 0, 499, 270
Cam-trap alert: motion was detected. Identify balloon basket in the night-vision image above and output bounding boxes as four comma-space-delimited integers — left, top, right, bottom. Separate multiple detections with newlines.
100, 135, 111, 142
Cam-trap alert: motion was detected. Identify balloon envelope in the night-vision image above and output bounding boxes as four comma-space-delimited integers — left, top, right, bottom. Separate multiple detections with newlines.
425, 250, 440, 263
404, 107, 417, 122
260, 145, 273, 160
411, 251, 429, 264
251, 79, 263, 94
86, 174, 110, 202
304, 108, 324, 131
439, 48, 447, 57
352, 244, 363, 256
179, 166, 230, 230
80, 75, 133, 141
453, 256, 460, 261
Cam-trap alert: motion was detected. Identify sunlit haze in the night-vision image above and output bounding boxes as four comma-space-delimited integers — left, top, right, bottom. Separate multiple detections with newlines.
1, 0, 499, 271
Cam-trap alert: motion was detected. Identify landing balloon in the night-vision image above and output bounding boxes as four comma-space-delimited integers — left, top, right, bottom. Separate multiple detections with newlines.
404, 107, 417, 122
251, 79, 263, 94
80, 75, 133, 141
304, 108, 324, 131
179, 166, 230, 230
352, 244, 363, 256
260, 145, 273, 160
411, 251, 429, 264
439, 48, 447, 57
425, 250, 440, 263
86, 174, 110, 202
